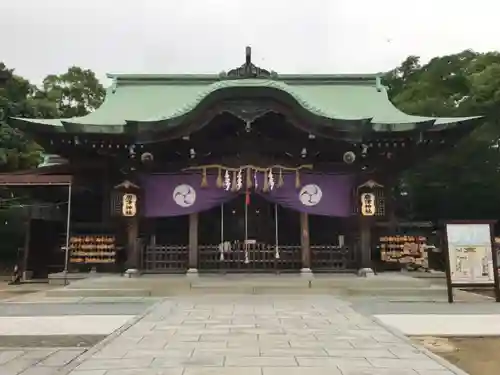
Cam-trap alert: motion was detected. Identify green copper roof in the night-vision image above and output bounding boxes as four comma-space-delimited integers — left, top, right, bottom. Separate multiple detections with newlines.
10, 73, 480, 136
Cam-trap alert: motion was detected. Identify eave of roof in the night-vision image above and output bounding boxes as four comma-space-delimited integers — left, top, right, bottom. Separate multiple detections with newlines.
8, 73, 483, 137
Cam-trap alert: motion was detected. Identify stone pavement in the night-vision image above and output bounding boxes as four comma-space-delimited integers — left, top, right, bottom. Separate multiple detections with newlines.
0, 299, 154, 374
64, 295, 464, 375
0, 348, 85, 375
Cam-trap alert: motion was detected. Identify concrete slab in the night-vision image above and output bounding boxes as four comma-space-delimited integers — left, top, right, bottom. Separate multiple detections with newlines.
375, 314, 500, 336
0, 315, 134, 336
351, 301, 500, 316
0, 301, 153, 317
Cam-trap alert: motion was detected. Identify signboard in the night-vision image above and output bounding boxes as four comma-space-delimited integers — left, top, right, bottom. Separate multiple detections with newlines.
378, 235, 429, 269
446, 223, 494, 285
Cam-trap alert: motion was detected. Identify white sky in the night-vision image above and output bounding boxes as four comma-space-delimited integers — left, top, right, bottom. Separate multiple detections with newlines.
1, 0, 498, 85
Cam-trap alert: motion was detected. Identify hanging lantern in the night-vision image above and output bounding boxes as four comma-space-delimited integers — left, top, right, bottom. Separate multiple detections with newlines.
122, 193, 137, 217
253, 170, 259, 190
223, 170, 231, 191
360, 193, 376, 216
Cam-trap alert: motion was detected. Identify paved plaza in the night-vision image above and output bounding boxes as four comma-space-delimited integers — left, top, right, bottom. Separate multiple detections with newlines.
0, 299, 154, 375
52, 295, 462, 375
3, 285, 490, 375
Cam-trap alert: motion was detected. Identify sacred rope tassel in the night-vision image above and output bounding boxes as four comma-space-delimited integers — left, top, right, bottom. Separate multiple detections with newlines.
268, 169, 275, 191
236, 169, 243, 190
218, 242, 224, 261
244, 245, 249, 264
246, 167, 252, 189
277, 168, 284, 188
231, 170, 237, 192
254, 170, 259, 190
275, 245, 280, 259
201, 167, 208, 188
216, 168, 222, 188
262, 169, 269, 192
223, 170, 231, 191
295, 170, 301, 189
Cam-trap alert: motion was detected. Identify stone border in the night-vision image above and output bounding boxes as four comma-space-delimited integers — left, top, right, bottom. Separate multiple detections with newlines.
55, 298, 164, 375
371, 315, 470, 375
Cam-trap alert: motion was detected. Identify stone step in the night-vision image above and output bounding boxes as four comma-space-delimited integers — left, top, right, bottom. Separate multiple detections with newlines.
46, 288, 152, 298
44, 284, 446, 299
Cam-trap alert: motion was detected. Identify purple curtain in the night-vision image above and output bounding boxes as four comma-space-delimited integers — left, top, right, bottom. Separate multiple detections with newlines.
256, 173, 353, 217
141, 172, 354, 218
141, 174, 235, 217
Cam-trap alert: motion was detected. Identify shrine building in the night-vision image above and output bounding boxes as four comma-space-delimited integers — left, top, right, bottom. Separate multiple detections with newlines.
2, 47, 482, 277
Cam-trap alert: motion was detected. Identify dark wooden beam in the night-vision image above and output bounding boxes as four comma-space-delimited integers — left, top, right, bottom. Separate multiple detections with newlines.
0, 174, 72, 185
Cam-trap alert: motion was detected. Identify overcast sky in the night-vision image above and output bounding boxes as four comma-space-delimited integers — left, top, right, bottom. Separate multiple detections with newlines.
1, 0, 498, 85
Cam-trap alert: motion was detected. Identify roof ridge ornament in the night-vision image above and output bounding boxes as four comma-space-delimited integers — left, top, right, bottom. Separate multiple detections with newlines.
219, 46, 278, 80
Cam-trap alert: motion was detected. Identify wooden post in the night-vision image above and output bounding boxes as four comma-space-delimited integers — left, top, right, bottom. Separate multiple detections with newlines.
300, 212, 311, 272
101, 174, 111, 223
188, 212, 199, 274
22, 217, 31, 280
126, 218, 139, 269
385, 179, 398, 232
113, 179, 141, 272
358, 217, 375, 276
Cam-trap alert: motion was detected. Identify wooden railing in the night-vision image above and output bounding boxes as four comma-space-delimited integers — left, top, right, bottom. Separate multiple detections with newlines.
143, 245, 188, 272
311, 245, 354, 271
143, 243, 356, 273
198, 243, 302, 272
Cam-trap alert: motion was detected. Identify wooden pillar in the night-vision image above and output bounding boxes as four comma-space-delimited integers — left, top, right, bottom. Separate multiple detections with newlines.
113, 180, 141, 271
384, 177, 398, 231
300, 212, 311, 271
101, 174, 111, 223
188, 213, 199, 272
359, 218, 372, 270
22, 217, 31, 279
125, 218, 139, 269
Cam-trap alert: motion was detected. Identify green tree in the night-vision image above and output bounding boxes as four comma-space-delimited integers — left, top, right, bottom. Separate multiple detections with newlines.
41, 66, 105, 118
0, 63, 53, 171
384, 51, 500, 221
0, 64, 105, 172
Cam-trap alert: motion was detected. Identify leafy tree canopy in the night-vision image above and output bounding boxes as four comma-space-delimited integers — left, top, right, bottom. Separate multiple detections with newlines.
384, 50, 500, 221
41, 66, 105, 118
0, 64, 105, 172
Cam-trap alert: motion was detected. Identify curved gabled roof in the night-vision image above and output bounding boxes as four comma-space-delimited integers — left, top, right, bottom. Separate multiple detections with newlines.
9, 73, 481, 137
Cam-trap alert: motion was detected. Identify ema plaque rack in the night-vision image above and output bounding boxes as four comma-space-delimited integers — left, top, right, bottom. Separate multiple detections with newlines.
68, 235, 117, 265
